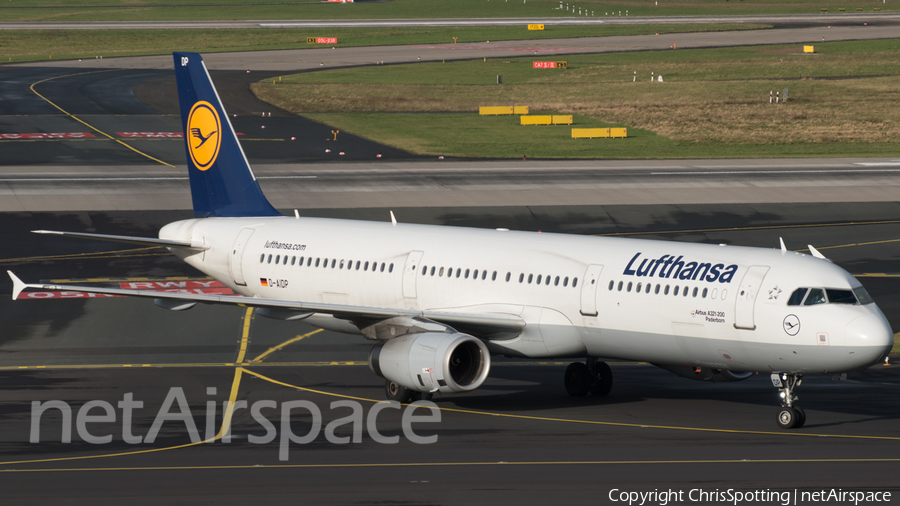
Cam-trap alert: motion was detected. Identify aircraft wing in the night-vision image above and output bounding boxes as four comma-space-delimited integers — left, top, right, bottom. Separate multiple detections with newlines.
7, 271, 524, 340
32, 230, 208, 250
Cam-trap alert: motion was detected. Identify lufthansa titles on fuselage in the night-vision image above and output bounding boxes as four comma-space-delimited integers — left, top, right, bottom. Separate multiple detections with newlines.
623, 252, 738, 283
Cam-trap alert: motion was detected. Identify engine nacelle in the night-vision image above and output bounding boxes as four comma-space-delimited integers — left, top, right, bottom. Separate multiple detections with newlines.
369, 332, 491, 394
655, 363, 753, 383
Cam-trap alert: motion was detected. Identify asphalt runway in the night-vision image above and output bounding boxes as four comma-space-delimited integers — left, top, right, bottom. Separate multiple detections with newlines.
2, 205, 900, 504
1, 13, 898, 29
11, 22, 900, 72
5, 158, 900, 212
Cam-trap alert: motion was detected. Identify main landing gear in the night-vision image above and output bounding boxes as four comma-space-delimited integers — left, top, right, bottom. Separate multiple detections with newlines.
384, 380, 433, 403
565, 358, 613, 397
772, 373, 805, 429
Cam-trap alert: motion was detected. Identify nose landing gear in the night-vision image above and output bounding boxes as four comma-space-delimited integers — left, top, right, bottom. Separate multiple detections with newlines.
772, 373, 806, 429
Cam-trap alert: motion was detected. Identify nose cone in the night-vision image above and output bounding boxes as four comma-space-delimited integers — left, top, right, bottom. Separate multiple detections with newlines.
845, 312, 894, 365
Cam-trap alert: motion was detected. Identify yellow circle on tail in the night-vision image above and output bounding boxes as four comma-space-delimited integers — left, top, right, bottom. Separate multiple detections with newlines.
186, 101, 221, 171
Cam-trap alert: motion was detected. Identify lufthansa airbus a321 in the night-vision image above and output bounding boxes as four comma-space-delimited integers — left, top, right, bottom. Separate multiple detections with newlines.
8, 52, 893, 429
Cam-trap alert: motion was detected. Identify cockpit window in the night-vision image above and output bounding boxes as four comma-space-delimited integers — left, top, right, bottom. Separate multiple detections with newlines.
803, 288, 826, 306
826, 289, 857, 304
853, 286, 874, 305
787, 288, 808, 306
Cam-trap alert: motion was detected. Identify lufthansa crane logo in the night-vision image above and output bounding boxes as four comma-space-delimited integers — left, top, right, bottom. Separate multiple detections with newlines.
186, 101, 221, 171
783, 314, 800, 336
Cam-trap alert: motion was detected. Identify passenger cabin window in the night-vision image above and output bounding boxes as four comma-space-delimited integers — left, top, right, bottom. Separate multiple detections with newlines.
573, 278, 578, 287
260, 254, 265, 263
493, 271, 498, 281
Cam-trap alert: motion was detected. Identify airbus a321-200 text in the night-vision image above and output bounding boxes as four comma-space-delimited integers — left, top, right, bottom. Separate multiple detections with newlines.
8, 52, 893, 429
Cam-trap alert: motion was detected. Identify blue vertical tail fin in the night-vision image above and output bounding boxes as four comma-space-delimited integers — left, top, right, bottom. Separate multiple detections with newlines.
173, 52, 281, 218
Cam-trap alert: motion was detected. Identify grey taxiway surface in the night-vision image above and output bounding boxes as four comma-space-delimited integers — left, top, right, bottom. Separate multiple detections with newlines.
3, 24, 900, 504
10, 21, 900, 71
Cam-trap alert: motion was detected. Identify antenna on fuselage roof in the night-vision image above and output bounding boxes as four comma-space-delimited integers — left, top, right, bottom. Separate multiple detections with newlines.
779, 237, 787, 254
390, 211, 397, 227
807, 244, 830, 261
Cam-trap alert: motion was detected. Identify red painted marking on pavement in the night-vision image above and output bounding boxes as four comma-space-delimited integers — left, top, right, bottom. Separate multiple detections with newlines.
0, 132, 96, 139
117, 132, 244, 138
118, 280, 226, 289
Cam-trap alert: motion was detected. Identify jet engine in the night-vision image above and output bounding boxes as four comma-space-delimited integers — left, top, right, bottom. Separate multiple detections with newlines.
369, 332, 491, 394
655, 364, 753, 383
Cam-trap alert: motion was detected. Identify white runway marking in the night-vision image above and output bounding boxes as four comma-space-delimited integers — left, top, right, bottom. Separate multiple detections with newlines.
651, 169, 900, 175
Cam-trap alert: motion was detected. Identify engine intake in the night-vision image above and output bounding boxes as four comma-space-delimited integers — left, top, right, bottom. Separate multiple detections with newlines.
369, 332, 491, 394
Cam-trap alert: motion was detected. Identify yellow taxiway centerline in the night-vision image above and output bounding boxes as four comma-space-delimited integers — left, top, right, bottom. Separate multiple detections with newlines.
29, 70, 175, 168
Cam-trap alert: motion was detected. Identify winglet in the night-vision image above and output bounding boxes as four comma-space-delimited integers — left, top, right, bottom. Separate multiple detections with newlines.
808, 244, 827, 260
7, 270, 26, 300
779, 237, 786, 254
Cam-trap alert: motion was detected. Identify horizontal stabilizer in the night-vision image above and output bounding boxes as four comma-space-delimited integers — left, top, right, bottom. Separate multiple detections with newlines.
32, 230, 208, 250
7, 270, 26, 301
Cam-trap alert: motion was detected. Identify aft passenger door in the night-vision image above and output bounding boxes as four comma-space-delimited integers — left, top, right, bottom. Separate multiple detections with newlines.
579, 264, 604, 317
230, 228, 255, 286
402, 251, 424, 298
734, 265, 770, 330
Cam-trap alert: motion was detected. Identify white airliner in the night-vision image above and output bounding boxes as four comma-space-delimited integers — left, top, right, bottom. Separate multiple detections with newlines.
8, 52, 893, 429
